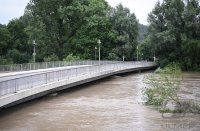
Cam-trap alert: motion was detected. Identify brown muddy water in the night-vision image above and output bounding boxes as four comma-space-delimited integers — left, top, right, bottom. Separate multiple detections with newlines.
0, 72, 200, 131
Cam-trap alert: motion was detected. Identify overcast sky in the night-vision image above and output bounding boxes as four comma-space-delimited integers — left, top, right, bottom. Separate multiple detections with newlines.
0, 0, 160, 25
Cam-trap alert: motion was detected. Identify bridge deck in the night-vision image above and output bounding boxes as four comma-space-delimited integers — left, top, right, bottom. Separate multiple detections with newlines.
0, 62, 156, 108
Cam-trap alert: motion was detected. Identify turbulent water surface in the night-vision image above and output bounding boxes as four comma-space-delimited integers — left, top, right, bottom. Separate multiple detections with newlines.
0, 72, 200, 131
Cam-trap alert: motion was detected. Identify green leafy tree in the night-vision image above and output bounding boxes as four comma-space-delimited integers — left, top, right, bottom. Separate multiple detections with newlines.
70, 0, 112, 60
0, 25, 13, 64
0, 26, 11, 56
147, 0, 200, 70
184, 0, 200, 39
139, 36, 155, 61
7, 18, 32, 63
109, 4, 139, 61
63, 54, 81, 61
26, 0, 111, 60
138, 24, 148, 42
0, 0, 141, 64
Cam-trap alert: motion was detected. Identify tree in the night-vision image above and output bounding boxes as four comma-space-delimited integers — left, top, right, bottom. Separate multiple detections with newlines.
7, 18, 32, 63
0, 26, 11, 56
139, 36, 155, 61
26, 0, 111, 60
109, 4, 139, 61
147, 0, 200, 70
138, 24, 148, 42
0, 0, 141, 64
184, 0, 200, 39
69, 0, 112, 59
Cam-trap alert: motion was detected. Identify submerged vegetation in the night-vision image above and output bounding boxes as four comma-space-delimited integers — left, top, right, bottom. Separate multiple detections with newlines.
143, 63, 200, 113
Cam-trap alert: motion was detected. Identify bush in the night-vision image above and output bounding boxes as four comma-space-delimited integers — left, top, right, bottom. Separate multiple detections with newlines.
0, 57, 13, 65
108, 53, 120, 61
143, 63, 200, 113
63, 54, 81, 61
155, 62, 182, 75
143, 73, 180, 106
143, 63, 182, 108
44, 54, 59, 62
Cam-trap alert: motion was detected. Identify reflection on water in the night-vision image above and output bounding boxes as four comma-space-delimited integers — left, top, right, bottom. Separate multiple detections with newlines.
0, 72, 200, 131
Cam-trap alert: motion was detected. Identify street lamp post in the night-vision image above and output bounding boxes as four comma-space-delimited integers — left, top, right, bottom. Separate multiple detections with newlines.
141, 53, 143, 61
33, 40, 36, 63
153, 55, 156, 62
122, 45, 125, 62
97, 39, 101, 65
153, 51, 156, 62
95, 46, 97, 60
137, 45, 139, 61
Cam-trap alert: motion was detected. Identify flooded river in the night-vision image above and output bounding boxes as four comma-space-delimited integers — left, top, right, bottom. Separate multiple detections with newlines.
0, 72, 200, 131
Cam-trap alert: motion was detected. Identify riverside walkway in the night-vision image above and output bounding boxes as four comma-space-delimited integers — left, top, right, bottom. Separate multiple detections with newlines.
0, 61, 156, 108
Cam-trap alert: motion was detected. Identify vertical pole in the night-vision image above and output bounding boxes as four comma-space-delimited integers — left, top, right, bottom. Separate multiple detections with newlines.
99, 43, 100, 65
137, 46, 138, 61
33, 40, 36, 70
97, 39, 101, 65
95, 47, 97, 61
33, 46, 35, 63
15, 79, 17, 93
46, 73, 48, 84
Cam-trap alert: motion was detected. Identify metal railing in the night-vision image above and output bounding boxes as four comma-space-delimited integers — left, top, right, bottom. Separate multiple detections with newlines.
0, 60, 120, 72
0, 62, 156, 97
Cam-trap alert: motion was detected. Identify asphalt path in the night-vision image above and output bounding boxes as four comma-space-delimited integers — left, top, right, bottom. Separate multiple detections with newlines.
0, 65, 91, 83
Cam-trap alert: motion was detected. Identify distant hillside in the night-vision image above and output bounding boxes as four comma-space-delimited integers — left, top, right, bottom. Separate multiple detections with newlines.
138, 24, 148, 42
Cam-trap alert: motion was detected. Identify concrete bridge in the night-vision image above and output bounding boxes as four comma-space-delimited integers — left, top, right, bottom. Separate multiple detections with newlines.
0, 61, 156, 108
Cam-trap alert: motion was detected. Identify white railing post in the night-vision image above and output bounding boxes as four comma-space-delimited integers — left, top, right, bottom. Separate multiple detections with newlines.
14, 79, 17, 93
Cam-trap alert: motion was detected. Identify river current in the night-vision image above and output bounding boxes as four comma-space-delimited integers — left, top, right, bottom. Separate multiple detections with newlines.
0, 72, 200, 131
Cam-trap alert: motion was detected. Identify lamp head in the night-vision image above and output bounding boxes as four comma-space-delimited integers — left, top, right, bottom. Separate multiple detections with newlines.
97, 39, 101, 44
33, 40, 36, 45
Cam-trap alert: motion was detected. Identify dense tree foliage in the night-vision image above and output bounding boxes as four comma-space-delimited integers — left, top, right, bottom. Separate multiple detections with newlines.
0, 18, 32, 64
108, 4, 139, 60
138, 24, 148, 42
0, 0, 199, 71
145, 0, 200, 70
0, 0, 139, 63
7, 18, 32, 63
25, 0, 111, 60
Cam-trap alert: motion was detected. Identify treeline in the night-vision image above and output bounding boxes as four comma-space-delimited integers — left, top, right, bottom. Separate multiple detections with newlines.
141, 0, 200, 71
0, 0, 139, 64
1, 0, 199, 71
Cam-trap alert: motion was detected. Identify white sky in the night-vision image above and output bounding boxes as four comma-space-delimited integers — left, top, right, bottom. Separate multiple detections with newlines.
0, 0, 160, 25
106, 0, 161, 25
0, 0, 29, 25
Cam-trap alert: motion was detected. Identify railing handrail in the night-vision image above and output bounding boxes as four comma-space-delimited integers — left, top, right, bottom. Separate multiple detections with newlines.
0, 60, 123, 72
0, 61, 155, 83
0, 62, 142, 83
0, 62, 134, 83
0, 60, 121, 66
0, 61, 156, 97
